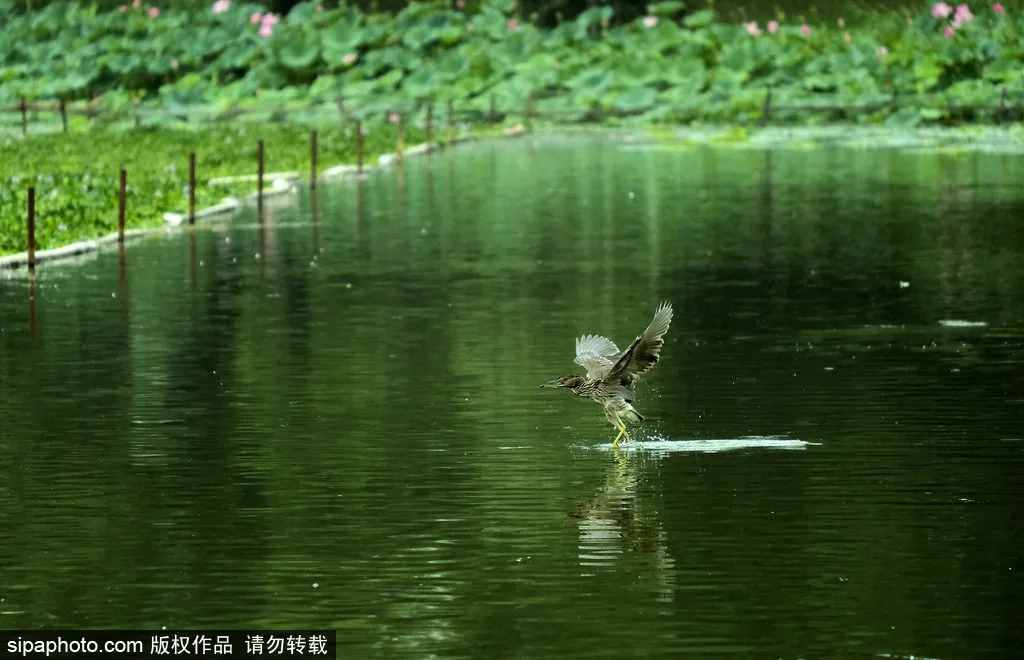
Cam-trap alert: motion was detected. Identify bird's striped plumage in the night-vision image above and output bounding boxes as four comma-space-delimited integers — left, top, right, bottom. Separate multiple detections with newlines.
543, 302, 673, 446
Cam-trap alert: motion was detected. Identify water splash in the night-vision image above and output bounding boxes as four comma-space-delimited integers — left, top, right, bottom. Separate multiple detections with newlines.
582, 434, 820, 456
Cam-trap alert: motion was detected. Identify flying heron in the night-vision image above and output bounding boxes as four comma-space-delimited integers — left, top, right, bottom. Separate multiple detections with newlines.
541, 302, 673, 447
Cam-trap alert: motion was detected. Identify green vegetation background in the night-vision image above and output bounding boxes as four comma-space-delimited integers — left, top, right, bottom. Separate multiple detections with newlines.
3, 1, 1023, 123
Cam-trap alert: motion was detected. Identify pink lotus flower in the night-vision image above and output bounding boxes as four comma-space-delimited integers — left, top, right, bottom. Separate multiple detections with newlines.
932, 2, 952, 18
212, 0, 230, 14
250, 12, 262, 24
767, 20, 779, 34
800, 23, 811, 37
506, 18, 519, 31
642, 15, 658, 29
952, 3, 974, 26
744, 21, 761, 37
259, 22, 273, 37
132, 0, 140, 7
147, 6, 159, 17
342, 52, 357, 66
388, 112, 400, 124
944, 24, 956, 37
993, 3, 1005, 14
877, 45, 889, 58
262, 13, 279, 27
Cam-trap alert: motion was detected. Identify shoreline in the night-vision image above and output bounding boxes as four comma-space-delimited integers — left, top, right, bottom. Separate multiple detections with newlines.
0, 128, 519, 274
3, 121, 1023, 273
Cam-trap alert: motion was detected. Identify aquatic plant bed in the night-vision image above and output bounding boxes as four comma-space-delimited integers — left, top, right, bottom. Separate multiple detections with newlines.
0, 121, 424, 257
637, 123, 1024, 152
1, 1, 1023, 131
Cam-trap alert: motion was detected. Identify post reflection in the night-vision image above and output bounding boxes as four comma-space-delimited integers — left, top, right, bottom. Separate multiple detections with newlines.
310, 187, 320, 256
28, 273, 39, 341
118, 244, 130, 322
354, 178, 366, 244
188, 232, 198, 290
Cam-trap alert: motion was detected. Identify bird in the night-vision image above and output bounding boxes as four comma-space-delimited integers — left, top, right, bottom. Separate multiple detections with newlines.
541, 302, 673, 448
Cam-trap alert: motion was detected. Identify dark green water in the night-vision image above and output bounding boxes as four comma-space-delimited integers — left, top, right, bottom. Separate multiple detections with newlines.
1, 134, 1023, 658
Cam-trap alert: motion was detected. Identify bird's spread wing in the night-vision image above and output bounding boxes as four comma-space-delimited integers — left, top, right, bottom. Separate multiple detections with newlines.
607, 301, 673, 385
575, 334, 620, 379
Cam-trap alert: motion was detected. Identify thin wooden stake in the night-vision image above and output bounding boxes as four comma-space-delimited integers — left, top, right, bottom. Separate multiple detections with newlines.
59, 99, 68, 133
188, 152, 196, 225
446, 99, 454, 147
396, 113, 405, 161
426, 104, 434, 146
20, 98, 27, 136
310, 129, 318, 188
356, 120, 364, 174
257, 140, 265, 205
118, 167, 127, 242
27, 187, 36, 272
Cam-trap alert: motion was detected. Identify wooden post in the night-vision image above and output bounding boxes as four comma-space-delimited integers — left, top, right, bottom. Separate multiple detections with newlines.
446, 99, 454, 147
118, 167, 127, 242
396, 113, 404, 161
356, 120, 364, 174
426, 103, 434, 146
761, 86, 773, 125
20, 98, 27, 136
59, 99, 68, 133
188, 152, 196, 225
27, 187, 36, 272
310, 129, 318, 188
257, 140, 265, 208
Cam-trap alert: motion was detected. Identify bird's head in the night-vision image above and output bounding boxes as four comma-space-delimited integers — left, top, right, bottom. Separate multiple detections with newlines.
540, 375, 585, 390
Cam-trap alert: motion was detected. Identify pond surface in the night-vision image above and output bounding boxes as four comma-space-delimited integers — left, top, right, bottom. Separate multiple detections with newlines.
1, 133, 1023, 658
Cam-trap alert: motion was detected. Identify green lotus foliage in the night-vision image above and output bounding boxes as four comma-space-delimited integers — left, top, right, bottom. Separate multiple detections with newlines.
1, 1, 1022, 125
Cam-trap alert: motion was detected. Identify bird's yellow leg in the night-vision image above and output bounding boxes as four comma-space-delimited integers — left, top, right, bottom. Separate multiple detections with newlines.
612, 426, 625, 448
611, 415, 630, 448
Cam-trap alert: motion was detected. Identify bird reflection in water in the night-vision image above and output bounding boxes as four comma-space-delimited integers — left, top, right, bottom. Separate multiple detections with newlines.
570, 451, 676, 599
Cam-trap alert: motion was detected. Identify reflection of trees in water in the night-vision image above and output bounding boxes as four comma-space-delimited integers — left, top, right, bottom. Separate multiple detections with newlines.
571, 452, 675, 599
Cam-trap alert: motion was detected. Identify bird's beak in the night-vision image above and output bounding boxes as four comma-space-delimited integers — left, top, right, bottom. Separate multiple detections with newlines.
539, 379, 562, 389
